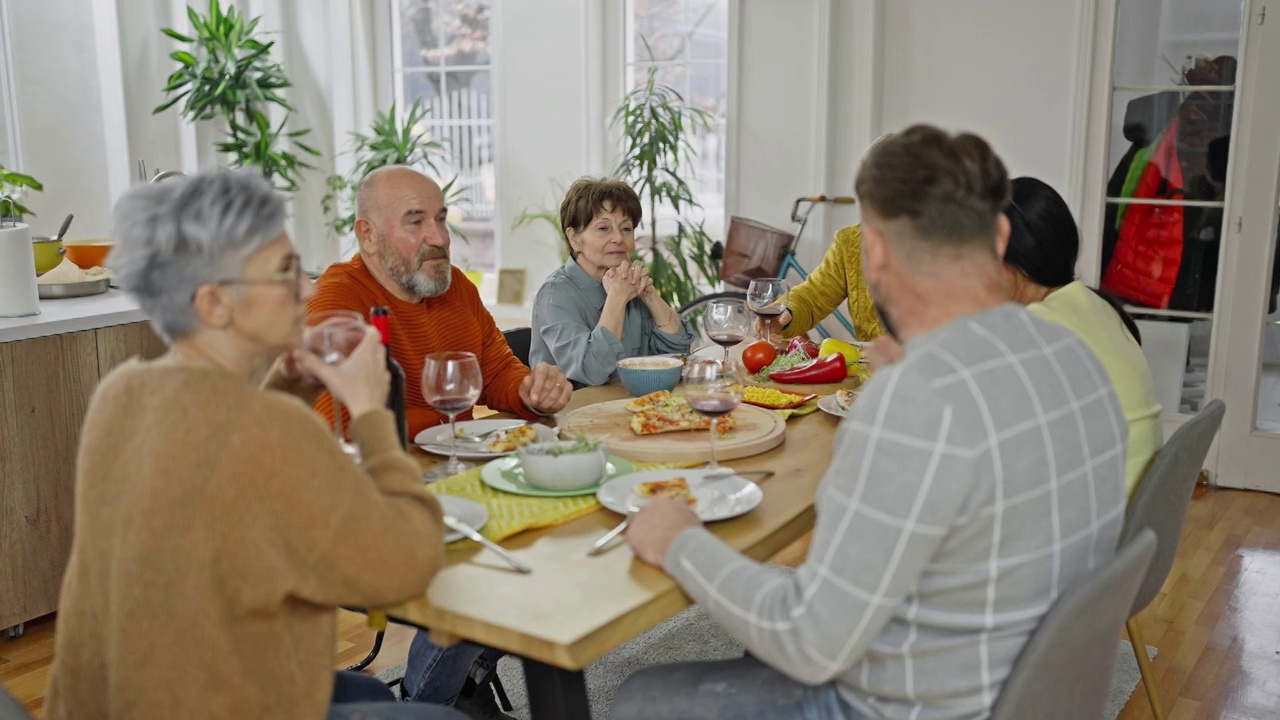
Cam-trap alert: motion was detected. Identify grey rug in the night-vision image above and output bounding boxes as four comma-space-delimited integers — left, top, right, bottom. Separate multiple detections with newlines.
376, 606, 1155, 719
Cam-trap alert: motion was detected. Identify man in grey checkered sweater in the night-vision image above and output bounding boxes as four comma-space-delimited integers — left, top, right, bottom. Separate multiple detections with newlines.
619, 126, 1127, 720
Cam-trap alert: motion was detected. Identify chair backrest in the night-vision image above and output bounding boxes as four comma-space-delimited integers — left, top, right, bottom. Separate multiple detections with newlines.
992, 530, 1157, 720
0, 684, 33, 720
1120, 399, 1225, 616
502, 326, 532, 368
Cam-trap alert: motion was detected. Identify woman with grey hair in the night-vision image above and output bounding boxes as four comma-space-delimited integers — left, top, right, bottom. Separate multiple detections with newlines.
43, 170, 463, 720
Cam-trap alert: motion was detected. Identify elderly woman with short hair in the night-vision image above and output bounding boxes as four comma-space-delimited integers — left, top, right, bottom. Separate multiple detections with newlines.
529, 177, 694, 386
43, 170, 463, 720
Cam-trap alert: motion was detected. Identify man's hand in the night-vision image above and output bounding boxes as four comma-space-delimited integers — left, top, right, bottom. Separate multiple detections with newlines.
626, 497, 703, 566
519, 362, 573, 415
865, 336, 904, 372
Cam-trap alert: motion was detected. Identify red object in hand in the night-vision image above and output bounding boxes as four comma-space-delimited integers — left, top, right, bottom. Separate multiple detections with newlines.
741, 340, 778, 373
785, 336, 820, 358
768, 352, 848, 384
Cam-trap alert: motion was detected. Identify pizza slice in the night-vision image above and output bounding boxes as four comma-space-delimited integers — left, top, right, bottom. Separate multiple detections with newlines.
486, 424, 539, 453
625, 390, 675, 413
635, 477, 696, 507
629, 401, 736, 436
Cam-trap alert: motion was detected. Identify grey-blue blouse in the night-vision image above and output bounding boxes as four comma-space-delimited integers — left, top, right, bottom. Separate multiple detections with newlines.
530, 259, 695, 387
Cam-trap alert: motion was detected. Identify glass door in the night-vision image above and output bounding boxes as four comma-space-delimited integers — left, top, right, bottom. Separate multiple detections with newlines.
1214, 0, 1280, 490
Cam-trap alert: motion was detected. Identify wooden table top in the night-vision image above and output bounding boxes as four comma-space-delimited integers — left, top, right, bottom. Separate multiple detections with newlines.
383, 373, 858, 671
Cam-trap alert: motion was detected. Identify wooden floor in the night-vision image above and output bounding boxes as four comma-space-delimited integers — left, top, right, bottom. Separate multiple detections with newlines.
3, 486, 1279, 719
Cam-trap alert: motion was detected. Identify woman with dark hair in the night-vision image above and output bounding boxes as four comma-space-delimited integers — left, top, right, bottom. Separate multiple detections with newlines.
529, 177, 694, 386
1002, 176, 1163, 495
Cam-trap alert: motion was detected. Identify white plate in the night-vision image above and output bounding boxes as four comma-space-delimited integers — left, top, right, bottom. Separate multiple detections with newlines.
817, 394, 847, 418
414, 420, 558, 459
596, 469, 764, 523
435, 495, 489, 543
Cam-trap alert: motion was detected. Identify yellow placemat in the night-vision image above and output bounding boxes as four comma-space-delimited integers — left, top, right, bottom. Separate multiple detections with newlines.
427, 461, 697, 542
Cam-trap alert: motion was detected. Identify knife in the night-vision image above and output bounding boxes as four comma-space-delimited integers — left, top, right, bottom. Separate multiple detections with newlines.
442, 515, 532, 574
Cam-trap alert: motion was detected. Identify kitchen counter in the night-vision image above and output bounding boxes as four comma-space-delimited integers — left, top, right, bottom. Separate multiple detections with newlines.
0, 289, 145, 344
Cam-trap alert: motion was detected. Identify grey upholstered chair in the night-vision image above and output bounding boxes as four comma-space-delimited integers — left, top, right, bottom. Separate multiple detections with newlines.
992, 529, 1157, 720
1117, 399, 1226, 720
0, 684, 33, 720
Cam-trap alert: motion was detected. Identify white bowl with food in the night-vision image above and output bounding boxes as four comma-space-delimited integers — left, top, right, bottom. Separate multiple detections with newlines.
517, 437, 610, 491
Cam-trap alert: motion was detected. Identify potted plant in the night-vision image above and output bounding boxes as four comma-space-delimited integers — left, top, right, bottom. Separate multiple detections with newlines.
153, 0, 319, 191
611, 46, 721, 311
0, 166, 42, 225
322, 99, 470, 251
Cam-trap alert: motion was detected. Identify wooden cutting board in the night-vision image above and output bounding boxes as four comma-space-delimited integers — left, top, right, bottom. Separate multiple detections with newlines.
557, 398, 786, 463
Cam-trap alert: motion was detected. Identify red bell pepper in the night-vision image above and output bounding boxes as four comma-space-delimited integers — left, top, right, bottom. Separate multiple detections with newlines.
768, 352, 848, 384
785, 336, 820, 359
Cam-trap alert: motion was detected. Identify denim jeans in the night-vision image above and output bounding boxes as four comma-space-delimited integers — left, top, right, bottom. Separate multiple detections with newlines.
609, 657, 869, 720
401, 629, 506, 705
328, 671, 466, 719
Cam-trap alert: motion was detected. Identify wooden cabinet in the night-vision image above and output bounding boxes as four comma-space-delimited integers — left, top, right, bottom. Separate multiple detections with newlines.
0, 321, 165, 630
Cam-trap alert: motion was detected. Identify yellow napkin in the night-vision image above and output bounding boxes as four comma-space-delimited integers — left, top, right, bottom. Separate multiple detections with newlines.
427, 461, 697, 542
776, 400, 820, 420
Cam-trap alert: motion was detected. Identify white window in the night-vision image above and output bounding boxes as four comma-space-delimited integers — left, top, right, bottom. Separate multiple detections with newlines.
623, 0, 729, 239
392, 0, 497, 271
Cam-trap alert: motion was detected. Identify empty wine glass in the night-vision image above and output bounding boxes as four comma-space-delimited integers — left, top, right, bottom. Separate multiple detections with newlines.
684, 360, 743, 471
422, 351, 484, 481
303, 309, 367, 462
704, 299, 750, 365
747, 279, 788, 345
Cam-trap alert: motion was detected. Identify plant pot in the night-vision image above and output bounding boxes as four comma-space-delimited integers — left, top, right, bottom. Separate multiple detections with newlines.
464, 270, 484, 290
1, 223, 41, 317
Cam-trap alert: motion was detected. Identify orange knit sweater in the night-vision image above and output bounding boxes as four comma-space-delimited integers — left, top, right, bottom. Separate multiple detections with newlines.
309, 255, 536, 439
44, 359, 444, 720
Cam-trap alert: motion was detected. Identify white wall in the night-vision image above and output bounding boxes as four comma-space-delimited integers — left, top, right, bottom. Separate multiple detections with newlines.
7, 0, 124, 239
880, 0, 1089, 212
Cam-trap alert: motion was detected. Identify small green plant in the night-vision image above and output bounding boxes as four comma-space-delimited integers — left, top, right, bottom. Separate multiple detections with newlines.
322, 99, 468, 241
153, 0, 319, 191
612, 40, 722, 311
0, 167, 42, 226
512, 206, 569, 262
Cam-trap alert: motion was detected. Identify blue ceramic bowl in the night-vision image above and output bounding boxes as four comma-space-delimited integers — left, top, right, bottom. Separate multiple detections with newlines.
615, 356, 684, 397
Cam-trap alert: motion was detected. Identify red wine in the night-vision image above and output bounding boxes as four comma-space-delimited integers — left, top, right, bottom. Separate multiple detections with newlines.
752, 306, 784, 319
431, 394, 478, 415
370, 307, 408, 450
688, 396, 739, 418
708, 332, 745, 348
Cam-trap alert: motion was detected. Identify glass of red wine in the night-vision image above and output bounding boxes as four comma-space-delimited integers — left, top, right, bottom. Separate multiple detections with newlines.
422, 351, 484, 481
684, 360, 743, 470
704, 298, 750, 367
303, 309, 368, 462
747, 278, 788, 346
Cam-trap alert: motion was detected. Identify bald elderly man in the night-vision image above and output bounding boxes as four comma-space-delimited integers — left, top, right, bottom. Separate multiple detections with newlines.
307, 166, 569, 717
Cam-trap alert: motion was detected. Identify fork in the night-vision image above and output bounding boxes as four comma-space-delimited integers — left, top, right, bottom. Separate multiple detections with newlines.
452, 421, 531, 444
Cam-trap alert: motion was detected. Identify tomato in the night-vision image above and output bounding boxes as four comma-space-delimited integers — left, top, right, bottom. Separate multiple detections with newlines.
741, 340, 777, 373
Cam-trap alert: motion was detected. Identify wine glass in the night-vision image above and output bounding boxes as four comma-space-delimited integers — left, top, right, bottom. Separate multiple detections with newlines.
422, 351, 484, 481
704, 298, 750, 365
747, 279, 788, 345
684, 360, 744, 471
303, 309, 367, 462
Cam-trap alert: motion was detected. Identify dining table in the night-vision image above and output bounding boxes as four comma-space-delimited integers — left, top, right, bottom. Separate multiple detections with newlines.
383, 370, 863, 720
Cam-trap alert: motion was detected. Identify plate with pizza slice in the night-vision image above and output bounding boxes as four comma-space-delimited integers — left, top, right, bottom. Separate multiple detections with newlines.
596, 469, 765, 522
415, 419, 558, 460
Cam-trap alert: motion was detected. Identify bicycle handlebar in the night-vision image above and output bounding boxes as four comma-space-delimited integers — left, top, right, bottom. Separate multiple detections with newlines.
790, 195, 857, 222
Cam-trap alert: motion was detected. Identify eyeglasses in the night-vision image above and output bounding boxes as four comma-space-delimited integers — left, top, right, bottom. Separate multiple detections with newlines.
201, 253, 307, 300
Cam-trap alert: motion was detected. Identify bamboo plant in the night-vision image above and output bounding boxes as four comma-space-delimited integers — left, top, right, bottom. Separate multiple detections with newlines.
153, 0, 319, 191
611, 52, 721, 311
322, 99, 465, 239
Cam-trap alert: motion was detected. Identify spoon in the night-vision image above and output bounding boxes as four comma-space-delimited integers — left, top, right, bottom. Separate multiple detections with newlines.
54, 213, 74, 242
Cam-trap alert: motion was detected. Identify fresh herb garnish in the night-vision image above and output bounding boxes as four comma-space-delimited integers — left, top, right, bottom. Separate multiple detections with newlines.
752, 349, 811, 382
547, 431, 602, 457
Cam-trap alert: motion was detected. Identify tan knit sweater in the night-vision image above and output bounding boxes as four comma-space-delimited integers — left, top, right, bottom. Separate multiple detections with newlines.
44, 359, 445, 720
